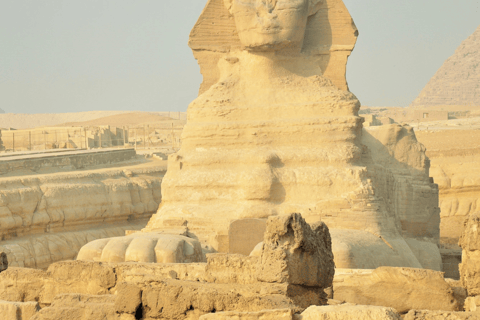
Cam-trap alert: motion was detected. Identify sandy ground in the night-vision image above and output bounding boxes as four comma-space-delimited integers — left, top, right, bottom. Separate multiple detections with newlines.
0, 111, 186, 130
56, 112, 184, 128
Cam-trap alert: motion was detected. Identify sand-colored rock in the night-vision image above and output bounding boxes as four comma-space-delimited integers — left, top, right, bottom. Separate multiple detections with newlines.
200, 309, 294, 320
189, 0, 357, 95
464, 296, 480, 312
30, 294, 120, 320
414, 127, 480, 245
411, 25, 480, 109
404, 310, 480, 320
299, 305, 402, 320
0, 164, 165, 269
459, 213, 480, 296
140, 0, 441, 271
0, 300, 39, 320
333, 267, 459, 313
0, 251, 7, 273
77, 232, 205, 263
257, 214, 334, 288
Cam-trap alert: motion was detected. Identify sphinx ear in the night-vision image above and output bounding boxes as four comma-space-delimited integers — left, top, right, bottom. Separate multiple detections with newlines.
224, 0, 234, 14
308, 0, 324, 16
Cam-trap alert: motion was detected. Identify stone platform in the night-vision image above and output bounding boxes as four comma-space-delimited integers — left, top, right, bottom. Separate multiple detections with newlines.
0, 148, 136, 175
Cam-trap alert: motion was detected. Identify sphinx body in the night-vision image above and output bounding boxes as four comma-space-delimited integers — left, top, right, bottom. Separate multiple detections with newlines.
79, 0, 441, 270
142, 0, 441, 269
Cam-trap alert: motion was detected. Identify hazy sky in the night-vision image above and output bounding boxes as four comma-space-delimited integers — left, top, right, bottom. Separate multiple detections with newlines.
0, 0, 479, 114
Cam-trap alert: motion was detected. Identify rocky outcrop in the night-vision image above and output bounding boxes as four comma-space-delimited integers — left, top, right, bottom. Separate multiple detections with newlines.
1, 214, 335, 318
459, 213, 480, 304
0, 252, 7, 273
199, 305, 403, 320
0, 165, 165, 269
200, 309, 294, 320
333, 267, 460, 313
30, 294, 118, 320
411, 25, 480, 109
0, 300, 39, 320
257, 214, 334, 289
299, 305, 402, 320
404, 310, 480, 320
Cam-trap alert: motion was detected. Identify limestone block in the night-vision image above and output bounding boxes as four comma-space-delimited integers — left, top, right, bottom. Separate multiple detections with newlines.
0, 300, 40, 320
130, 279, 298, 319
299, 305, 402, 320
257, 213, 335, 289
205, 253, 259, 284
200, 309, 293, 320
114, 282, 142, 315
113, 261, 207, 284
464, 296, 480, 312
77, 232, 205, 263
0, 167, 164, 269
228, 219, 266, 256
459, 213, 480, 296
42, 260, 116, 305
0, 251, 7, 273
30, 294, 119, 320
404, 310, 480, 320
0, 267, 47, 302
333, 267, 459, 313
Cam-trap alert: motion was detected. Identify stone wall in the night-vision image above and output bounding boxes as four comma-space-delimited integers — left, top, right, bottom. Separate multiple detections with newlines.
0, 148, 136, 175
0, 165, 165, 269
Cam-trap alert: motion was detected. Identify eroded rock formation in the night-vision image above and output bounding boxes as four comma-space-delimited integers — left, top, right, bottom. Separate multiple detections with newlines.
459, 213, 480, 303
137, 0, 441, 271
1, 213, 337, 319
333, 267, 460, 313
0, 165, 165, 269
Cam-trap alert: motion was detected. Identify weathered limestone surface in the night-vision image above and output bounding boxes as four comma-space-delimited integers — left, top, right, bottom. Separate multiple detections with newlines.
257, 214, 334, 288
30, 294, 120, 320
404, 310, 480, 320
142, 0, 441, 271
411, 25, 480, 109
77, 232, 205, 263
0, 165, 165, 269
459, 213, 480, 296
189, 0, 358, 95
1, 214, 336, 318
333, 267, 460, 313
200, 309, 293, 320
0, 300, 39, 320
299, 305, 402, 320
416, 128, 480, 245
0, 251, 7, 273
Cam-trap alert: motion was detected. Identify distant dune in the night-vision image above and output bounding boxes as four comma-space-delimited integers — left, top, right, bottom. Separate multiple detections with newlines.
0, 111, 186, 130
0, 108, 4, 114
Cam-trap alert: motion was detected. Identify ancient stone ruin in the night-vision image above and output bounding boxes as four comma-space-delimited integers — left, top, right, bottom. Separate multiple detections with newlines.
0, 0, 479, 319
133, 0, 441, 271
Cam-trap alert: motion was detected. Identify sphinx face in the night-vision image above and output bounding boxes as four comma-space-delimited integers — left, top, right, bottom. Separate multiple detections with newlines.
228, 0, 310, 51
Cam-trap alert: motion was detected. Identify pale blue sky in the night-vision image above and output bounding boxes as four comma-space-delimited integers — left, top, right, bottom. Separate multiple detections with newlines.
0, 0, 478, 113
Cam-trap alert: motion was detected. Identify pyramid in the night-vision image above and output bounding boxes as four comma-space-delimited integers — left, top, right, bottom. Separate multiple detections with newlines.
411, 25, 480, 109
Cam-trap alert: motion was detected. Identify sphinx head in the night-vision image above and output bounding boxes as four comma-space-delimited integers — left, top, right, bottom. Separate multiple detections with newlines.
224, 0, 323, 52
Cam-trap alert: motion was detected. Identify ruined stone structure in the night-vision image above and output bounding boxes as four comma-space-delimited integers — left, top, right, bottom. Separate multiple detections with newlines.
0, 164, 165, 269
411, 25, 480, 109
136, 0, 441, 270
459, 213, 480, 311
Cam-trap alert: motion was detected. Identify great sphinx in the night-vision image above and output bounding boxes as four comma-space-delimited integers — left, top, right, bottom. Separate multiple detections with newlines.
79, 0, 441, 270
